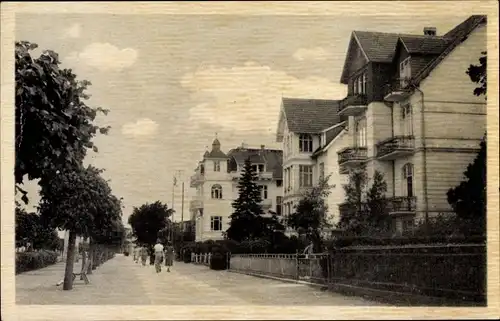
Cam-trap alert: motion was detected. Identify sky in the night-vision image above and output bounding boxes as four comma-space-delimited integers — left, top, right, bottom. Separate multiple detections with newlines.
15, 13, 470, 226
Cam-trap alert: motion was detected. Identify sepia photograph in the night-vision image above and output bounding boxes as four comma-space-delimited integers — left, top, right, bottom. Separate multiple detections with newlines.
1, 1, 498, 320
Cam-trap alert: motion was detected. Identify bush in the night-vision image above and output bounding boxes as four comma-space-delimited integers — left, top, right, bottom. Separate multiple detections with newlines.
16, 250, 58, 274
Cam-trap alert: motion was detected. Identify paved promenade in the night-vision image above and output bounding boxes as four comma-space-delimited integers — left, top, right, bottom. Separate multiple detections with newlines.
16, 254, 384, 305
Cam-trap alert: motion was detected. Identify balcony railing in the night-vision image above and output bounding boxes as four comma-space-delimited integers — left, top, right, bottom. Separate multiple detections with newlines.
190, 173, 205, 187
338, 94, 368, 117
388, 196, 416, 215
230, 171, 273, 181
384, 77, 413, 102
376, 136, 415, 160
338, 147, 368, 165
189, 199, 203, 210
261, 199, 272, 208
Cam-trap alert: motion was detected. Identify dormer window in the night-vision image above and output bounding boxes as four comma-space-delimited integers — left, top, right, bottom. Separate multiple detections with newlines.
320, 133, 326, 147
299, 134, 313, 153
400, 57, 411, 87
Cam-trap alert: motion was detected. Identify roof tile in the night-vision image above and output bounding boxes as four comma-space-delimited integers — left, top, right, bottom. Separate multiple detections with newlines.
282, 98, 341, 133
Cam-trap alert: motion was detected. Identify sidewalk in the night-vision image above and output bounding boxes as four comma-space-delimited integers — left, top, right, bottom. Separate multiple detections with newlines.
16, 254, 150, 305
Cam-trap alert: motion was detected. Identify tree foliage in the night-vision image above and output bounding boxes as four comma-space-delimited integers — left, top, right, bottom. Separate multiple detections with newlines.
466, 51, 487, 98
287, 175, 333, 252
15, 207, 61, 251
38, 165, 123, 237
128, 201, 173, 246
226, 158, 283, 242
446, 137, 486, 235
337, 168, 390, 236
15, 41, 110, 202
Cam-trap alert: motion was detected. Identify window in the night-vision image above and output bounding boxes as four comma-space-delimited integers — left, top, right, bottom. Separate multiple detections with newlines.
213, 161, 220, 172
400, 57, 411, 86
402, 163, 414, 198
200, 165, 205, 175
276, 196, 283, 216
258, 164, 265, 172
251, 165, 257, 173
287, 167, 292, 190
260, 185, 268, 199
319, 163, 325, 181
401, 103, 413, 136
355, 117, 367, 147
299, 134, 313, 153
211, 184, 223, 199
353, 72, 367, 95
276, 180, 282, 187
320, 133, 326, 147
299, 165, 313, 187
210, 216, 222, 231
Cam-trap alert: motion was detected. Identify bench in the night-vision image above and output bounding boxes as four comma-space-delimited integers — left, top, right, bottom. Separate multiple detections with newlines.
73, 254, 91, 284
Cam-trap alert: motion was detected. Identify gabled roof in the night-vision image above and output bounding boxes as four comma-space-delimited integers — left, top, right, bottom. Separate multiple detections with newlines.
280, 98, 341, 134
311, 122, 347, 158
227, 147, 283, 179
205, 150, 228, 159
340, 15, 486, 84
413, 15, 486, 85
398, 35, 449, 54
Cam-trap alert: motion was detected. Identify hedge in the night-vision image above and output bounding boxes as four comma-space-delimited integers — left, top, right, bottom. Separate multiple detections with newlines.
16, 250, 58, 274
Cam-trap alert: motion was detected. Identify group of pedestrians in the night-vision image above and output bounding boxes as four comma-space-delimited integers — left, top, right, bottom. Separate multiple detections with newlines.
133, 240, 175, 273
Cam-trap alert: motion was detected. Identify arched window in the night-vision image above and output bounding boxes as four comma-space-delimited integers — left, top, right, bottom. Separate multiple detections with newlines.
402, 163, 414, 197
299, 134, 313, 153
211, 184, 223, 199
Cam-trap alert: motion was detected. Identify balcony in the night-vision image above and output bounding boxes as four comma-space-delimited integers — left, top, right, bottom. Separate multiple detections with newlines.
230, 171, 273, 181
261, 199, 272, 209
384, 78, 413, 102
388, 196, 416, 216
189, 199, 203, 211
190, 173, 205, 187
376, 136, 415, 160
338, 94, 368, 117
338, 147, 368, 173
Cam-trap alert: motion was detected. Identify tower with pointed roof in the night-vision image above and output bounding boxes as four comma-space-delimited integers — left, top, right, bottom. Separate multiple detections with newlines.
189, 137, 284, 242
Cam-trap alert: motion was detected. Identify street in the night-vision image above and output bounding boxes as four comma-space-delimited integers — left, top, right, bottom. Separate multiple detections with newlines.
16, 254, 383, 306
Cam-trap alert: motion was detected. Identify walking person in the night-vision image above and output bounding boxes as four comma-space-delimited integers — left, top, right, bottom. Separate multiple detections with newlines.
153, 239, 164, 273
164, 242, 174, 272
140, 246, 148, 266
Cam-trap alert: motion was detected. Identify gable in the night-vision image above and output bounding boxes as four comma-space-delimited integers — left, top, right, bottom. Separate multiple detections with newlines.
340, 33, 369, 84
276, 105, 287, 142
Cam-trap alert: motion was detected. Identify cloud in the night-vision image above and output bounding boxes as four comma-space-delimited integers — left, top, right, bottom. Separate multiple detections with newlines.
180, 62, 346, 132
121, 118, 159, 138
63, 23, 81, 38
66, 43, 138, 71
293, 47, 330, 61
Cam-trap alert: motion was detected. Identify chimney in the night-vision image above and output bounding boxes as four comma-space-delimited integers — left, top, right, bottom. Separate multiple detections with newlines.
423, 27, 437, 36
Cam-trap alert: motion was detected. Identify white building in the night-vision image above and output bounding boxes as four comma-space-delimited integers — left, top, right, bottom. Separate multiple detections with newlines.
190, 138, 284, 241
276, 98, 348, 228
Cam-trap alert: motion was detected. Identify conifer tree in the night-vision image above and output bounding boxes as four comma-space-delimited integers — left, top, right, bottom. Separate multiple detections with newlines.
226, 158, 266, 242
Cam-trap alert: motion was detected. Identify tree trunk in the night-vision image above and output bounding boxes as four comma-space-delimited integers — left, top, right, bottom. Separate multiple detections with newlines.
63, 230, 77, 291
87, 239, 94, 275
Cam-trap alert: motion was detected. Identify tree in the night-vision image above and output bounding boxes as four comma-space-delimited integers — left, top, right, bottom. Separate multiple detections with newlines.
337, 168, 390, 236
337, 167, 368, 234
226, 158, 275, 242
15, 41, 110, 203
38, 165, 123, 290
287, 175, 333, 253
466, 51, 487, 98
128, 201, 173, 246
364, 171, 391, 234
446, 137, 486, 235
15, 207, 61, 251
